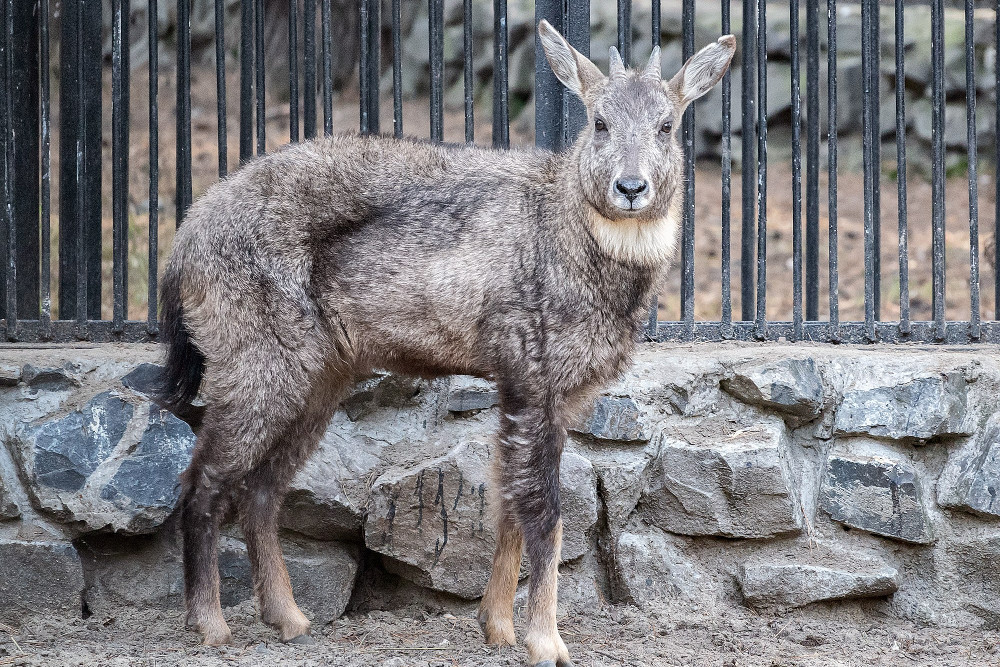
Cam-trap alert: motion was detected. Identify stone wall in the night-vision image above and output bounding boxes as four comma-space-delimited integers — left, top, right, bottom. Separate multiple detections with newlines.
1, 343, 999, 630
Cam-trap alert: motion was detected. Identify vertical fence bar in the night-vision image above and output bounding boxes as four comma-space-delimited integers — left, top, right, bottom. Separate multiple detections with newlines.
680, 0, 695, 333
392, 0, 402, 137
861, 0, 875, 340
617, 0, 631, 66
649, 0, 662, 337
40, 0, 51, 336
652, 0, 660, 47
289, 0, 298, 142
755, 0, 767, 336
565, 3, 588, 147
256, 0, 266, 154
931, 0, 946, 338
464, 0, 474, 142
895, 0, 909, 334
240, 0, 254, 162
741, 0, 757, 321
360, 0, 372, 133
112, 0, 130, 331
148, 0, 159, 333
534, 0, 561, 150
360, 0, 381, 135
966, 0, 980, 338
216, 0, 228, 175
304, 0, 316, 139
322, 0, 332, 135
177, 0, 193, 224
2, 0, 14, 336
59, 0, 102, 325
429, 0, 444, 141
720, 0, 732, 334
493, 0, 509, 148
790, 0, 803, 339
996, 0, 1000, 320
871, 0, 881, 319
806, 0, 819, 320
828, 0, 839, 338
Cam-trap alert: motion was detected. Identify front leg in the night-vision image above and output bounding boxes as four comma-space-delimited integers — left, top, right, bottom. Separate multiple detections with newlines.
478, 503, 523, 646
494, 401, 573, 667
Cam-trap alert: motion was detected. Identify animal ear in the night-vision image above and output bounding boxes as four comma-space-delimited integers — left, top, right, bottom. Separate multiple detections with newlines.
538, 20, 605, 100
667, 35, 736, 108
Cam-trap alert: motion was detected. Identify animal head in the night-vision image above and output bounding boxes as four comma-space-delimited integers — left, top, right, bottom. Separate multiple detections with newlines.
538, 21, 735, 225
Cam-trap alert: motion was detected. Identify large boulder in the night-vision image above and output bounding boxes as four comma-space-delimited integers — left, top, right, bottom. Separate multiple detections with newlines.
639, 417, 802, 539
834, 374, 968, 442
6, 389, 195, 535
364, 441, 597, 599
722, 357, 824, 426
820, 448, 933, 544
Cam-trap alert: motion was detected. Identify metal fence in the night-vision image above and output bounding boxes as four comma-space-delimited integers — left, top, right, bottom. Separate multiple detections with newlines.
0, 0, 998, 344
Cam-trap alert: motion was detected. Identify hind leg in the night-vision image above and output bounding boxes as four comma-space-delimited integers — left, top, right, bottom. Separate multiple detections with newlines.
478, 459, 524, 646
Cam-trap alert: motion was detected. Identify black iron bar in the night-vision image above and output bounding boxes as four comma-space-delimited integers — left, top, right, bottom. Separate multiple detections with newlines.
966, 0, 980, 339
681, 0, 694, 333
931, 0, 946, 339
148, 0, 159, 333
360, 0, 372, 133
617, 0, 631, 66
393, 0, 402, 137
828, 0, 839, 338
75, 0, 87, 332
996, 0, 1000, 319
755, 0, 767, 336
40, 0, 51, 336
790, 0, 803, 339
871, 0, 881, 319
464, 0, 474, 143
289, 0, 298, 143
367, 0, 380, 134
493, 0, 509, 148
429, 0, 444, 141
741, 0, 757, 321
112, 0, 130, 331
177, 0, 193, 225
322, 0, 332, 135
721, 0, 732, 334
806, 0, 819, 320
240, 0, 254, 162
256, 0, 266, 154
304, 0, 316, 139
896, 0, 909, 334
862, 0, 876, 340
3, 0, 14, 337
216, 0, 228, 174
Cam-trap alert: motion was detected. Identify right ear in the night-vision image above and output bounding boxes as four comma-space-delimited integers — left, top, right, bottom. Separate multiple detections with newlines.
538, 20, 605, 101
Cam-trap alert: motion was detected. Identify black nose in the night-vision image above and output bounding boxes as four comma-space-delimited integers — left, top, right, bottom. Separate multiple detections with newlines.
615, 177, 649, 201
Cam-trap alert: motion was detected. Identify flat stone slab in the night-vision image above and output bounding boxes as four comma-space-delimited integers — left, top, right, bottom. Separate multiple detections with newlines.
722, 357, 824, 425
834, 374, 967, 442
0, 539, 85, 623
574, 395, 651, 442
738, 549, 899, 608
820, 452, 933, 544
640, 417, 801, 539
939, 412, 1000, 518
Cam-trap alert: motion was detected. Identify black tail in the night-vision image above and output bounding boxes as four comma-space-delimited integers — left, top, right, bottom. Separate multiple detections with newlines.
157, 266, 205, 415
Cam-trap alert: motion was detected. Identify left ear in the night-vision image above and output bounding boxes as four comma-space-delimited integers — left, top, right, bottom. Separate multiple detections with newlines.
667, 35, 737, 110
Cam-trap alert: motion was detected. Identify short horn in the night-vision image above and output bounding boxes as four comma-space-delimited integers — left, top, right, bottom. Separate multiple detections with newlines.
609, 46, 626, 79
642, 45, 661, 81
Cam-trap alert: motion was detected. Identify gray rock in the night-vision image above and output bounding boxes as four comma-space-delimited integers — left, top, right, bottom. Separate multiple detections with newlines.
81, 534, 185, 614
614, 528, 713, 608
640, 418, 801, 538
0, 362, 21, 386
939, 412, 1000, 518
834, 374, 967, 442
21, 364, 81, 391
574, 395, 650, 442
593, 452, 655, 534
364, 441, 596, 599
0, 475, 19, 520
820, 452, 933, 544
937, 534, 1000, 626
9, 391, 196, 534
120, 363, 165, 397
738, 550, 899, 608
0, 539, 85, 623
722, 358, 824, 425
446, 376, 499, 413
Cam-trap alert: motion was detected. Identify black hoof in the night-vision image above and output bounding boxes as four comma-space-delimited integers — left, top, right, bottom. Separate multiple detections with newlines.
534, 662, 557, 667
284, 634, 315, 645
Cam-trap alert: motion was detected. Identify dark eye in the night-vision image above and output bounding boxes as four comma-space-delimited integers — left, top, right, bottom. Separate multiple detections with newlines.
660, 121, 673, 134
595, 118, 607, 132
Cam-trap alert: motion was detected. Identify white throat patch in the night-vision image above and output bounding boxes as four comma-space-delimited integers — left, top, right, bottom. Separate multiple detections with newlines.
586, 207, 680, 266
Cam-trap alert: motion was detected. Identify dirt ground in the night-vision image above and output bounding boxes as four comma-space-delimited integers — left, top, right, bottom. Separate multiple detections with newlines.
1, 600, 998, 667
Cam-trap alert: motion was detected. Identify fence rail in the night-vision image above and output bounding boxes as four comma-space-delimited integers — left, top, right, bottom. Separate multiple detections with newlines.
1, 0, 998, 344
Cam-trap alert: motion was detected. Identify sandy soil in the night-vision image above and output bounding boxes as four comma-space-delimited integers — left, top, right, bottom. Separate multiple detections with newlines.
1, 600, 997, 667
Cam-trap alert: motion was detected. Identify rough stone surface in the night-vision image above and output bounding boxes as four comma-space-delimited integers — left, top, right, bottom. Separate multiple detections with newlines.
936, 535, 1000, 626
7, 390, 196, 535
574, 395, 651, 442
738, 549, 900, 608
614, 528, 714, 608
446, 376, 499, 413
834, 374, 968, 442
364, 441, 597, 599
640, 417, 801, 538
592, 450, 656, 535
722, 358, 824, 425
0, 539, 85, 623
0, 362, 21, 386
0, 475, 19, 520
939, 413, 1000, 518
821, 452, 933, 544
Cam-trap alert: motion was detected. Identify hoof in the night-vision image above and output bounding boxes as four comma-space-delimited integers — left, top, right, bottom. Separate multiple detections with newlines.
284, 633, 315, 645
533, 662, 574, 667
